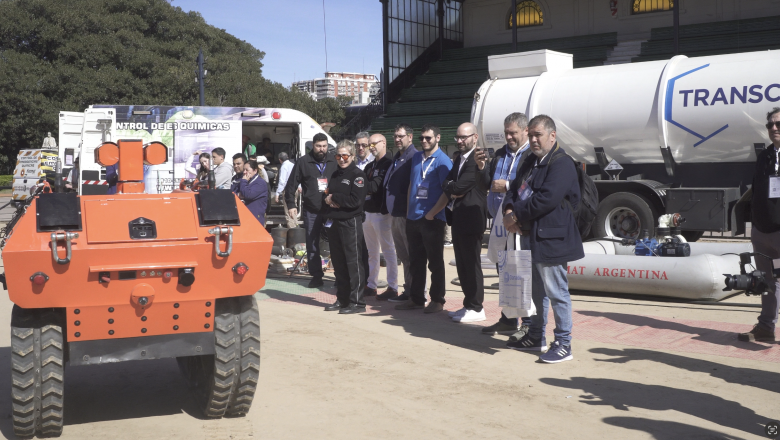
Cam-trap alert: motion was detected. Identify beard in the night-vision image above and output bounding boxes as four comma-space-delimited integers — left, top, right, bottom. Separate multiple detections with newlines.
312, 149, 327, 161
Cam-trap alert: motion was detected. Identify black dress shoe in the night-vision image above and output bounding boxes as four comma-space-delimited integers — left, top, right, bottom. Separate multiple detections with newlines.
308, 277, 324, 288
339, 304, 367, 314
363, 287, 377, 297
324, 300, 341, 311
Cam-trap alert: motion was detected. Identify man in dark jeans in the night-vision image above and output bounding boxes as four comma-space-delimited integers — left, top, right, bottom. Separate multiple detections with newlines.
740, 107, 780, 342
502, 115, 584, 363
284, 133, 337, 288
395, 124, 453, 313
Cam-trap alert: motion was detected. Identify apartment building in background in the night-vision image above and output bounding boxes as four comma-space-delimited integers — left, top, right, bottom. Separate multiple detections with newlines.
293, 72, 379, 103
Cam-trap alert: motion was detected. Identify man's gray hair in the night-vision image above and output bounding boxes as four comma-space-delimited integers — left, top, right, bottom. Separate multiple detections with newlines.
336, 139, 356, 157
528, 114, 557, 133
504, 112, 528, 129
355, 131, 370, 141
767, 107, 780, 122
278, 152, 289, 162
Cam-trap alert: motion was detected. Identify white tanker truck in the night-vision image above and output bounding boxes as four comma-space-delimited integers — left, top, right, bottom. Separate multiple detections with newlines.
472, 49, 780, 240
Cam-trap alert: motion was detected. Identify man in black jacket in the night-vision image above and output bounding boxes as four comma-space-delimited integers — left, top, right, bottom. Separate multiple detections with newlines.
741, 107, 780, 342
428, 122, 488, 321
285, 133, 338, 288
363, 134, 398, 297
502, 115, 584, 364
323, 141, 369, 314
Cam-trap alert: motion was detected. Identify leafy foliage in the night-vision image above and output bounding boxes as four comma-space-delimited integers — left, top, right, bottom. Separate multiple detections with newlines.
0, 0, 346, 172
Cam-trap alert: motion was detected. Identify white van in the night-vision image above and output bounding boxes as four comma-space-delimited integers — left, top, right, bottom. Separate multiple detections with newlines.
58, 105, 336, 226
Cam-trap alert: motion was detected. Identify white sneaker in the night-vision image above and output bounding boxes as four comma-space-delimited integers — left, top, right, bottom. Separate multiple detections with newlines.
448, 307, 467, 318
453, 309, 486, 323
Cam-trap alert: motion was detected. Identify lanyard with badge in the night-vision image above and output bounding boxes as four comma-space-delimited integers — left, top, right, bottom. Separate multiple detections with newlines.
517, 166, 537, 201
770, 148, 780, 198
416, 156, 436, 199
316, 162, 328, 192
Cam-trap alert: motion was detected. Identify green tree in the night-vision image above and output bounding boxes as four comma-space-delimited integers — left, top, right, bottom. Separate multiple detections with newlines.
0, 0, 347, 173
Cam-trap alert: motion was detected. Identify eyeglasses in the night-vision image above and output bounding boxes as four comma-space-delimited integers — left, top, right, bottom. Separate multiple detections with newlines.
454, 134, 476, 141
369, 141, 384, 148
356, 143, 369, 149
336, 154, 352, 161
419, 136, 434, 142
393, 134, 409, 139
767, 122, 780, 129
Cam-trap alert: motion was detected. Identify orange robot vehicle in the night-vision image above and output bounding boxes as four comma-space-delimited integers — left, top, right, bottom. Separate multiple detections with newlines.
1, 139, 272, 437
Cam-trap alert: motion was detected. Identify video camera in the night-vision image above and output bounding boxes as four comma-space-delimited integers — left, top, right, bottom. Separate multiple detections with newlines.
723, 252, 779, 296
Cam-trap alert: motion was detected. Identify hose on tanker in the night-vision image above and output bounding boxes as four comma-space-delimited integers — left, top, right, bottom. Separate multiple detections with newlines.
449, 275, 761, 308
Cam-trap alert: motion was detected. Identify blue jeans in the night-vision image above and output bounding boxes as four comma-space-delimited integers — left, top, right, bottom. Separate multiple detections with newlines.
302, 209, 325, 279
528, 262, 572, 346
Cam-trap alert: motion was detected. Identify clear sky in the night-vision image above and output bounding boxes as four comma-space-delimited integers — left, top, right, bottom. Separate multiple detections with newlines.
177, 0, 384, 86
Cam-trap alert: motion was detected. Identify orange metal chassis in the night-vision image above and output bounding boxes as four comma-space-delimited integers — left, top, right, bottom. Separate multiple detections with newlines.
3, 192, 272, 343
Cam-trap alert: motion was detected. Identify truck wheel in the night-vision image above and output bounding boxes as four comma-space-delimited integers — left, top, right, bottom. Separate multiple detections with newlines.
593, 192, 657, 240
11, 308, 65, 438
225, 296, 260, 417
178, 296, 260, 418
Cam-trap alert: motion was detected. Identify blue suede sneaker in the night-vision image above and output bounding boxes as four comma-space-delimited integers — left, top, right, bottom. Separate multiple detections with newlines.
539, 340, 573, 363
506, 334, 548, 352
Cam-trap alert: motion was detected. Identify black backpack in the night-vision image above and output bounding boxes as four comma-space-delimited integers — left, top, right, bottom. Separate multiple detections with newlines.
550, 154, 599, 240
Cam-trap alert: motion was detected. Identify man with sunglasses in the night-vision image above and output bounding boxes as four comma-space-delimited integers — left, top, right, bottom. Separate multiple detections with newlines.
378, 124, 419, 302
355, 132, 375, 171
741, 107, 780, 342
395, 124, 453, 313
362, 134, 398, 298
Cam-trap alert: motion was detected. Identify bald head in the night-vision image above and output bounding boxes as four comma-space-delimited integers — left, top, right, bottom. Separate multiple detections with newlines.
456, 122, 478, 154
368, 133, 387, 159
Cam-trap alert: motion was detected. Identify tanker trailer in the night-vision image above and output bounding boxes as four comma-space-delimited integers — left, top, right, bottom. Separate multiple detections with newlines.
472, 49, 780, 240
1, 139, 272, 437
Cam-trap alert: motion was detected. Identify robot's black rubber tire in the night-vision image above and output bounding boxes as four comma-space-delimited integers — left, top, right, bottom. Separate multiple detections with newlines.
225, 295, 261, 417
178, 297, 241, 418
11, 309, 65, 438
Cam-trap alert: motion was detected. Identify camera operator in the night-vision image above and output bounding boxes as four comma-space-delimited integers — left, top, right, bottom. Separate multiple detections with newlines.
740, 107, 780, 342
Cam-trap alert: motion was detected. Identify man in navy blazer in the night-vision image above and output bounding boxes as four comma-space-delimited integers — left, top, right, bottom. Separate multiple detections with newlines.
502, 115, 584, 364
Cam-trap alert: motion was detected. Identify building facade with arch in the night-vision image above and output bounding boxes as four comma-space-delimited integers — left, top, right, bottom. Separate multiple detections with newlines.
464, 0, 779, 47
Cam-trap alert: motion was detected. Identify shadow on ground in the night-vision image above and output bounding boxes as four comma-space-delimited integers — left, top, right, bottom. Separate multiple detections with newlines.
0, 346, 209, 439
577, 310, 770, 351
539, 376, 771, 437
261, 278, 510, 355
590, 347, 780, 394
603, 417, 748, 440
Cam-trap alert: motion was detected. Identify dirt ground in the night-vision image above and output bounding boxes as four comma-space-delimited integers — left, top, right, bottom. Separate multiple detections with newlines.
0, 242, 778, 440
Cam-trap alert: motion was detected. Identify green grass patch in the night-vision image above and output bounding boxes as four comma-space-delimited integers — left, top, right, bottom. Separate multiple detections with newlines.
0, 175, 12, 187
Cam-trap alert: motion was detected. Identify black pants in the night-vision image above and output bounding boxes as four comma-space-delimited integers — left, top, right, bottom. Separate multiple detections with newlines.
361, 233, 369, 289
327, 217, 365, 307
302, 209, 325, 279
453, 232, 484, 312
406, 218, 446, 306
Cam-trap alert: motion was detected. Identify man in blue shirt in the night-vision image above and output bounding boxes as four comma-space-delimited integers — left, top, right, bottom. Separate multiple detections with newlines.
395, 124, 453, 312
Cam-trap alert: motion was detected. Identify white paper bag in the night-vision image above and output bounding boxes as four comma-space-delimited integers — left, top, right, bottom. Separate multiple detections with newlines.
498, 245, 535, 319
486, 194, 508, 263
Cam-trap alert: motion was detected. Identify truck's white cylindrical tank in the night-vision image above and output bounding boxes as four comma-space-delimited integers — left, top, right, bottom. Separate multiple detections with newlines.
474, 50, 780, 165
